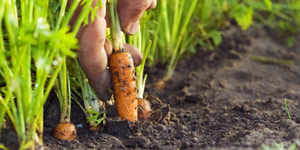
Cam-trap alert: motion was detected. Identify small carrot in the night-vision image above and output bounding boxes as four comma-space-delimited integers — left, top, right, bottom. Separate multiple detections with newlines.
109, 50, 138, 122
138, 98, 152, 120
54, 58, 76, 141
156, 79, 167, 89
53, 122, 77, 141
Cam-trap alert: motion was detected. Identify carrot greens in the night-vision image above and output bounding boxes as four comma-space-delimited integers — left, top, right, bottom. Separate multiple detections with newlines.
152, 0, 199, 83
70, 60, 106, 129
128, 28, 152, 99
0, 0, 100, 148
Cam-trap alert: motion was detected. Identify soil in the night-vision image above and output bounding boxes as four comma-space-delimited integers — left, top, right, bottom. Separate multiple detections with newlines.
1, 26, 300, 150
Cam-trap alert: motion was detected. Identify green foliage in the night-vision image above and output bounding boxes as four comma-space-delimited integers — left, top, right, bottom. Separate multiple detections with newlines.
230, 2, 253, 30
141, 0, 199, 81
284, 98, 292, 120
141, 0, 258, 80
261, 141, 300, 150
0, 0, 75, 147
0, 143, 8, 150
55, 59, 72, 123
0, 0, 99, 148
251, 56, 295, 65
69, 60, 106, 128
53, 0, 103, 127
127, 28, 152, 99
86, 109, 106, 127
140, 0, 300, 81
264, 0, 273, 11
248, 0, 300, 47
81, 0, 103, 25
196, 0, 227, 50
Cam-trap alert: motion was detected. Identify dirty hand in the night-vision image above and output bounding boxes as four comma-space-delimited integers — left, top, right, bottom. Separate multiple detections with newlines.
72, 0, 156, 101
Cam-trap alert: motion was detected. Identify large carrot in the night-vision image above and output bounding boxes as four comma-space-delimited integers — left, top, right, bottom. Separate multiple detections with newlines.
108, 0, 138, 122
109, 50, 138, 122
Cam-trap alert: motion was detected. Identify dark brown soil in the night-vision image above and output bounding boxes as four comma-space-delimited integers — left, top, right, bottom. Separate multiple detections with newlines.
2, 26, 300, 150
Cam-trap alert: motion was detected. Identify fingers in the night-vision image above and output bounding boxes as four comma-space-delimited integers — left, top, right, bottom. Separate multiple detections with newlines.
124, 44, 143, 66
104, 38, 112, 58
71, 0, 146, 100
77, 0, 112, 101
147, 0, 157, 10
117, 0, 157, 35
103, 38, 142, 67
78, 17, 112, 100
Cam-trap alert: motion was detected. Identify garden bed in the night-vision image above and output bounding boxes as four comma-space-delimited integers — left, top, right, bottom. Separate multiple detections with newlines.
46, 26, 300, 149
3, 26, 299, 150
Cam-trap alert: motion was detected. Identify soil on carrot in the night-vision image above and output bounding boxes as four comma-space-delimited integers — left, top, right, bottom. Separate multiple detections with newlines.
2, 25, 299, 150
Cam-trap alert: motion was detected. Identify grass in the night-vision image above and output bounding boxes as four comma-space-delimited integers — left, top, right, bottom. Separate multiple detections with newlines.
251, 56, 296, 65
284, 98, 292, 120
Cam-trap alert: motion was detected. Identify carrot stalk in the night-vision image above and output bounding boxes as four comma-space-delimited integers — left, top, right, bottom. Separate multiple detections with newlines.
108, 0, 124, 51
108, 0, 138, 122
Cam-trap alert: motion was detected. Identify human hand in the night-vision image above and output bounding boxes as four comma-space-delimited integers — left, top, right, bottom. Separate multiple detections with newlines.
71, 0, 156, 101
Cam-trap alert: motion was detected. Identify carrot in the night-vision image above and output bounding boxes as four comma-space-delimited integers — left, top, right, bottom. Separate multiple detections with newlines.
109, 50, 138, 122
53, 122, 77, 141
138, 98, 152, 120
108, 0, 139, 122
156, 79, 167, 89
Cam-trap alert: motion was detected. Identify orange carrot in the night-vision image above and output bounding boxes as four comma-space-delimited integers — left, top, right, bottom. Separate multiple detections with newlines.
53, 122, 77, 141
138, 98, 152, 120
109, 50, 138, 122
156, 79, 167, 89
107, 0, 139, 122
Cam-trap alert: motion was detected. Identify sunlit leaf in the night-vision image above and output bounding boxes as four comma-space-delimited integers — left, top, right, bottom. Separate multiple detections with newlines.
264, 0, 272, 11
